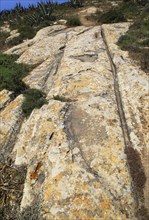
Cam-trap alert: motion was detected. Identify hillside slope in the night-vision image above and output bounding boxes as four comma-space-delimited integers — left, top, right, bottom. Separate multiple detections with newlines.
0, 23, 148, 219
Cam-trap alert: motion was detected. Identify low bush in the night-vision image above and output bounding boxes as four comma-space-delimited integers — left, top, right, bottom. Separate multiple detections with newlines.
6, 35, 24, 46
118, 17, 149, 49
97, 0, 140, 24
0, 53, 47, 117
98, 8, 126, 23
0, 31, 9, 51
0, 53, 29, 94
22, 89, 47, 117
66, 17, 81, 27
117, 13, 149, 72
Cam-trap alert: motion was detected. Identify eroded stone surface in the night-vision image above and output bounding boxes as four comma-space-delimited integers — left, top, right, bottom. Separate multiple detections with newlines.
102, 23, 149, 217
9, 25, 137, 219
0, 95, 24, 161
1, 23, 148, 219
0, 89, 12, 109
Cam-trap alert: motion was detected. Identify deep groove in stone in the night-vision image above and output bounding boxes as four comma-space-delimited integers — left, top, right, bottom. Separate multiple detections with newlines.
101, 27, 147, 219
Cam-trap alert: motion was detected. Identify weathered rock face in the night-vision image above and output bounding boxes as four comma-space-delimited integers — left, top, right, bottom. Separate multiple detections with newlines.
1, 24, 148, 219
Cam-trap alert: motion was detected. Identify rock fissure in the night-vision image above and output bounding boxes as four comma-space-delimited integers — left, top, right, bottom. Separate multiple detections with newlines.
76, 27, 94, 36
70, 54, 98, 62
0, 114, 24, 162
101, 27, 147, 218
42, 52, 64, 90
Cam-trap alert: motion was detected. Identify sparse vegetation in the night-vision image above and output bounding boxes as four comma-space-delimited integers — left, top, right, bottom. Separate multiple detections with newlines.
6, 35, 23, 47
70, 0, 83, 8
53, 95, 72, 102
0, 31, 9, 51
97, 1, 140, 24
89, 0, 149, 73
0, 53, 29, 94
118, 10, 149, 72
22, 89, 47, 117
98, 8, 126, 23
0, 53, 47, 116
0, 158, 27, 220
66, 17, 81, 27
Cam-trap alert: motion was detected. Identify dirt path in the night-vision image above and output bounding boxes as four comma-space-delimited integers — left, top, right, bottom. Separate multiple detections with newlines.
77, 6, 97, 26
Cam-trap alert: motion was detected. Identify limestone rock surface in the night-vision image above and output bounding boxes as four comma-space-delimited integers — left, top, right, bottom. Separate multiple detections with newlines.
0, 23, 148, 219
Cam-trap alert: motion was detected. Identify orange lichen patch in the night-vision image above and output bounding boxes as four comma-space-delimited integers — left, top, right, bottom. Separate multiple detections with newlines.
73, 194, 91, 209
83, 182, 89, 190
93, 182, 100, 189
71, 209, 93, 220
30, 162, 42, 180
44, 184, 61, 201
99, 201, 111, 209
53, 173, 64, 183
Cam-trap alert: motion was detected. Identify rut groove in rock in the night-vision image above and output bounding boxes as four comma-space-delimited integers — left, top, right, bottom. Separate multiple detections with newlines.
101, 27, 147, 219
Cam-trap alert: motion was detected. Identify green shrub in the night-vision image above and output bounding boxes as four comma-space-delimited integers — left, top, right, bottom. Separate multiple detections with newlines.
0, 31, 10, 51
0, 53, 29, 93
141, 49, 149, 72
53, 95, 71, 102
22, 89, 47, 117
118, 34, 135, 50
6, 35, 24, 46
70, 0, 83, 8
120, 1, 139, 19
17, 24, 37, 39
66, 17, 81, 27
118, 17, 149, 50
0, 53, 47, 116
98, 8, 126, 24
97, 0, 140, 24
117, 12, 149, 73
139, 39, 149, 47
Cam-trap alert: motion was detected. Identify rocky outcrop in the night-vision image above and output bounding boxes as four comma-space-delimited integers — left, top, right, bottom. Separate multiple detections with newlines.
0, 24, 148, 219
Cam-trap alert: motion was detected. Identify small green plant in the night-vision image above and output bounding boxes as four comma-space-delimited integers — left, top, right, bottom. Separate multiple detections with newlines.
53, 95, 72, 102
66, 17, 81, 27
22, 89, 47, 117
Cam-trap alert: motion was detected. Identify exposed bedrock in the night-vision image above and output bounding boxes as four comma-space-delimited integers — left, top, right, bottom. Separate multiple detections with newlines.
0, 24, 148, 219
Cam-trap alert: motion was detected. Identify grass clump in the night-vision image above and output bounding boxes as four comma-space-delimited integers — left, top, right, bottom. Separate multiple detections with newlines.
22, 89, 47, 117
53, 95, 72, 102
66, 17, 81, 27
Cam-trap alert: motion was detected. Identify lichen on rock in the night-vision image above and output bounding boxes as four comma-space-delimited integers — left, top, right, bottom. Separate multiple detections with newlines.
0, 23, 148, 219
